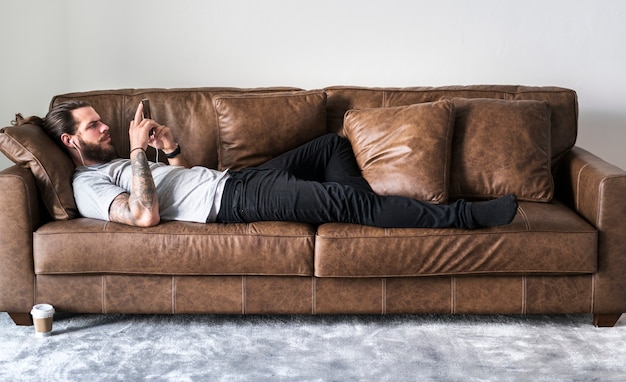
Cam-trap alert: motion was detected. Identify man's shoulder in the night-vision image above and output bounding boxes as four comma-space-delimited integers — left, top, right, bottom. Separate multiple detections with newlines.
75, 158, 129, 172
73, 159, 132, 183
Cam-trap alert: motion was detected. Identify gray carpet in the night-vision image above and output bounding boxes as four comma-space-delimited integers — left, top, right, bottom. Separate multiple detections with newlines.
1, 312, 625, 381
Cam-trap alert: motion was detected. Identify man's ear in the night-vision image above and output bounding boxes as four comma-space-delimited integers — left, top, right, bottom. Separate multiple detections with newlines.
60, 134, 75, 149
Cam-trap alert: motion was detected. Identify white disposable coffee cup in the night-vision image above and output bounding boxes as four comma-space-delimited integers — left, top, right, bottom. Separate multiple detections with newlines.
30, 304, 55, 337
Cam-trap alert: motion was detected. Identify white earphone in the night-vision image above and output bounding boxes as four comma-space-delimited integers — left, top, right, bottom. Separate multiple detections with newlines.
70, 139, 86, 166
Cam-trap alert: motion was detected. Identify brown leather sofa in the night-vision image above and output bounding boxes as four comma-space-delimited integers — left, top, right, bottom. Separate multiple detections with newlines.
1, 85, 625, 327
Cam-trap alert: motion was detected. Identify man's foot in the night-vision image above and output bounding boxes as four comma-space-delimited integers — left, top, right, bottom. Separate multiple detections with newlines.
470, 194, 518, 228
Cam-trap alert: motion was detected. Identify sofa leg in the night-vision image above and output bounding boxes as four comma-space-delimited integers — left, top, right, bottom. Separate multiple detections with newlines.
593, 313, 622, 327
7, 312, 33, 326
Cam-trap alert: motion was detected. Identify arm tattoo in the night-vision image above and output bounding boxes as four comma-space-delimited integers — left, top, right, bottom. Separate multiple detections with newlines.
109, 150, 159, 225
129, 150, 158, 210
109, 193, 135, 225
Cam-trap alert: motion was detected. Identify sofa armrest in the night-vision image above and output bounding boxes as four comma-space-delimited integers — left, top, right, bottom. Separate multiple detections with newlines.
0, 165, 37, 313
563, 146, 626, 314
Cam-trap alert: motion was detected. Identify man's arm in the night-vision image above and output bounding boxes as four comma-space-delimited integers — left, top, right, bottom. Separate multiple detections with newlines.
108, 103, 161, 227
109, 148, 160, 227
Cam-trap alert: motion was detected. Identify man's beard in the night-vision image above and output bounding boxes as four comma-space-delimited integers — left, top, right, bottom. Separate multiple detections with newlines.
78, 137, 118, 163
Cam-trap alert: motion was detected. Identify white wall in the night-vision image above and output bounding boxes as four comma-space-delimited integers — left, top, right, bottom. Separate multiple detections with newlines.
2, 0, 626, 169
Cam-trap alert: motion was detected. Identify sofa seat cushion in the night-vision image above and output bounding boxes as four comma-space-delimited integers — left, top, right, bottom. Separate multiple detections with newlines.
34, 219, 315, 276
314, 201, 597, 277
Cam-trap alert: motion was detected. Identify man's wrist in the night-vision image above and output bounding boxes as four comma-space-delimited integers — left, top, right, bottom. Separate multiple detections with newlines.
130, 147, 146, 155
164, 144, 181, 159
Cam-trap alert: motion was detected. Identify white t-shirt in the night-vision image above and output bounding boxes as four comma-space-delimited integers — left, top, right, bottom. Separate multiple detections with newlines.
73, 159, 230, 223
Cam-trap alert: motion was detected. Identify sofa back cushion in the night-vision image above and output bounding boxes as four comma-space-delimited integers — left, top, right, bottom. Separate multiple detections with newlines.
51, 87, 303, 169
325, 85, 577, 171
326, 85, 577, 201
213, 90, 328, 170
448, 98, 553, 201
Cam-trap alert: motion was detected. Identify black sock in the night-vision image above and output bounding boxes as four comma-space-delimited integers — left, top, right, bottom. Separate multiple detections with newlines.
470, 194, 518, 228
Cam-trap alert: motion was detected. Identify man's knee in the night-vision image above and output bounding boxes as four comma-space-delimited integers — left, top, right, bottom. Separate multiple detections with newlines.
322, 133, 351, 150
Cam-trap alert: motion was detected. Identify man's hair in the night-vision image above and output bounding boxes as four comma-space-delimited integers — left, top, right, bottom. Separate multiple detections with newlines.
43, 101, 92, 148
15, 100, 91, 150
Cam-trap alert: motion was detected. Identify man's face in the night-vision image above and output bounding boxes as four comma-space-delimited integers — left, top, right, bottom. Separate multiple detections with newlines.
71, 107, 117, 163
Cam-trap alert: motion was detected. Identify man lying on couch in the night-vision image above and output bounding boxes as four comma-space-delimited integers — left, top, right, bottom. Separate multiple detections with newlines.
23, 100, 518, 229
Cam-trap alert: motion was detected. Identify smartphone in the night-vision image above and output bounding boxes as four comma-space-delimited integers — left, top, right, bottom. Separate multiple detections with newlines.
141, 99, 152, 119
141, 99, 155, 137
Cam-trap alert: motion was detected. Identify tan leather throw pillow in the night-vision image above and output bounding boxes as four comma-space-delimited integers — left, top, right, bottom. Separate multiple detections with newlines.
449, 98, 553, 202
343, 99, 455, 204
214, 90, 328, 170
0, 123, 77, 220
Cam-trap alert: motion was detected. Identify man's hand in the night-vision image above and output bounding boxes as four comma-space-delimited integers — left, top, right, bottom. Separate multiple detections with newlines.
148, 124, 177, 153
131, 102, 191, 168
130, 102, 157, 152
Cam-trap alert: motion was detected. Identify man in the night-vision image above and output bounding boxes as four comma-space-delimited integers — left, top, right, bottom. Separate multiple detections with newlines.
36, 100, 518, 229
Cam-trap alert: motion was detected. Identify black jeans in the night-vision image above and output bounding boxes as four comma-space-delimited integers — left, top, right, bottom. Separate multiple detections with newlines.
216, 134, 476, 229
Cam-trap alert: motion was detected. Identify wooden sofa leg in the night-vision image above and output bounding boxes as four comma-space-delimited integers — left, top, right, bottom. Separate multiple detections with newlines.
593, 313, 622, 327
7, 312, 33, 326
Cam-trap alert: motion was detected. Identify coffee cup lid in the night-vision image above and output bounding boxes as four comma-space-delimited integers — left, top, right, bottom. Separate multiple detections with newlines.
30, 304, 55, 318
